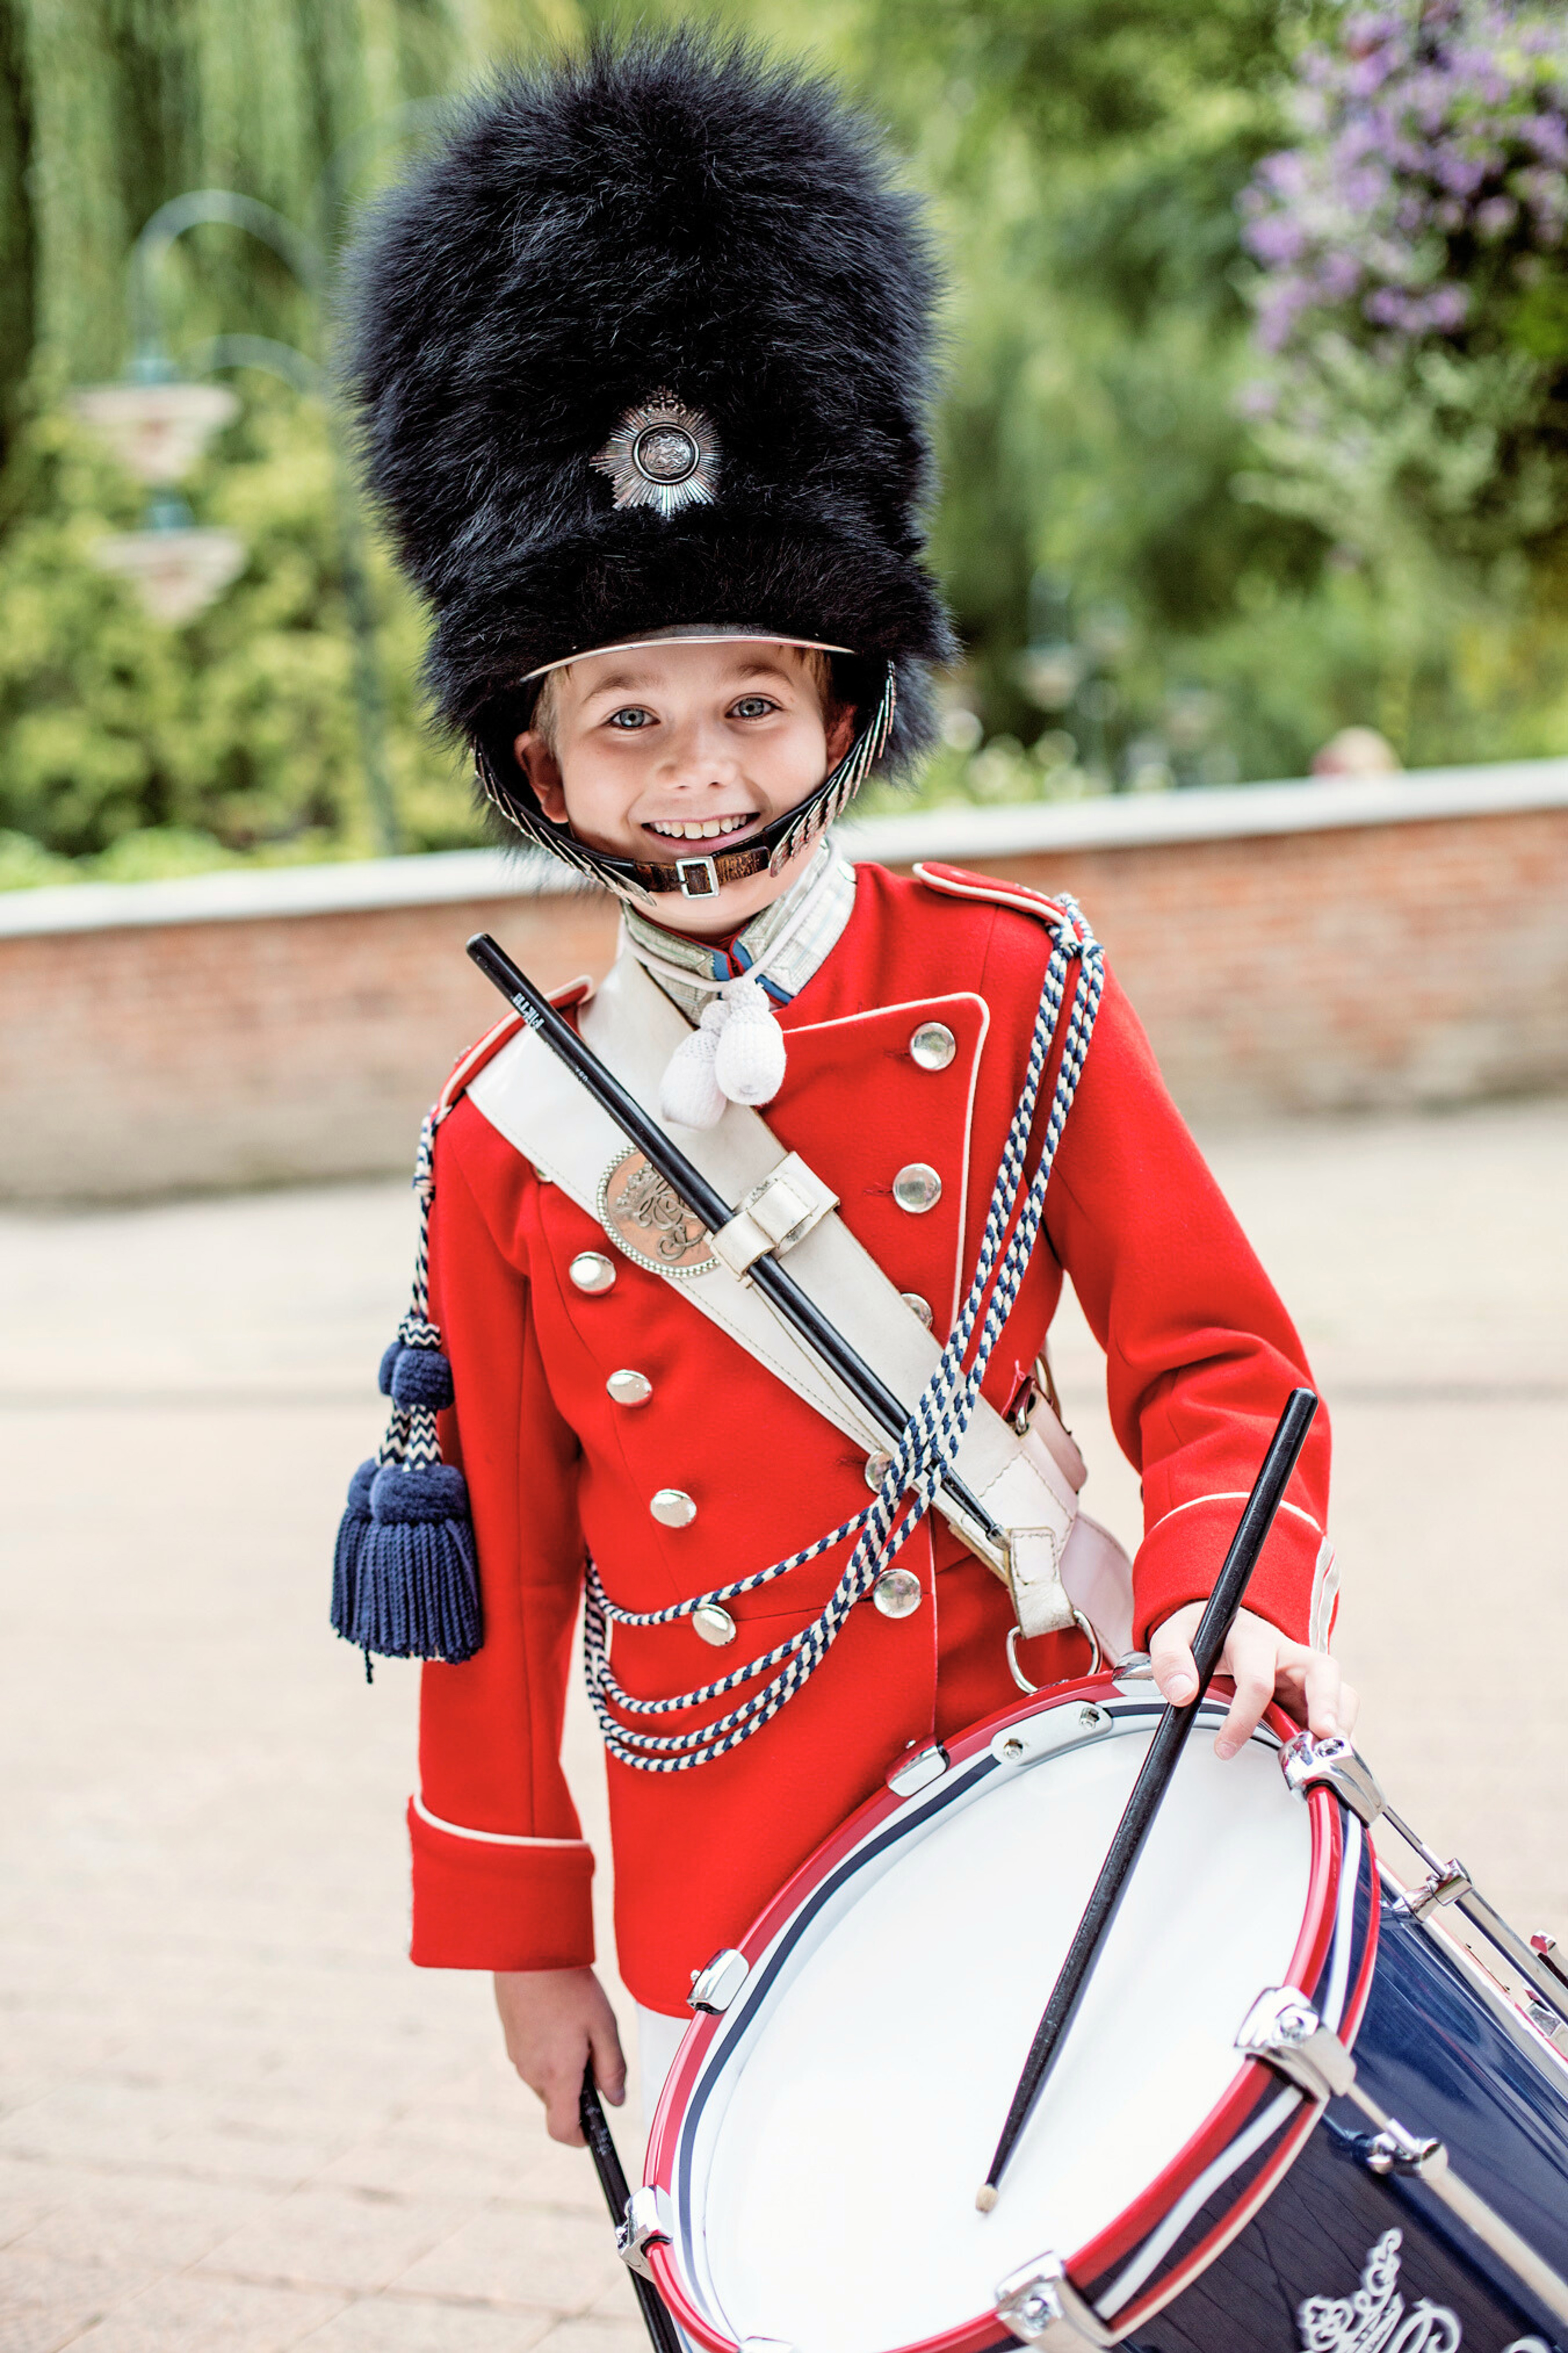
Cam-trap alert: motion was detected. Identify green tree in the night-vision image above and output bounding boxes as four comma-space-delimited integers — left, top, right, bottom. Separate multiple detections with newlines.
4, 0, 1566, 881
0, 388, 476, 863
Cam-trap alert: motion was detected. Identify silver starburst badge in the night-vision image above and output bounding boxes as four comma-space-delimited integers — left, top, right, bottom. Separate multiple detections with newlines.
592, 391, 721, 519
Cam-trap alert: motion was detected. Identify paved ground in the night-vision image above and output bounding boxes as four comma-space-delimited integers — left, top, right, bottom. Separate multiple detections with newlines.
2, 1094, 1566, 2351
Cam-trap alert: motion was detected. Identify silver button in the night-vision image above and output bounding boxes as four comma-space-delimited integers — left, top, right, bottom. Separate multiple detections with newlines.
692, 1603, 736, 1647
865, 1452, 893, 1491
892, 1163, 942, 1214
902, 1291, 933, 1327
650, 1488, 697, 1528
873, 1568, 923, 1619
569, 1251, 616, 1294
607, 1368, 653, 1407
910, 1021, 957, 1071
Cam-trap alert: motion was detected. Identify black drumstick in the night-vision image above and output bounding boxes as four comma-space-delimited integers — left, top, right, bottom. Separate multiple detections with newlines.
976, 1387, 1320, 2210
578, 2063, 684, 2353
468, 932, 1009, 1568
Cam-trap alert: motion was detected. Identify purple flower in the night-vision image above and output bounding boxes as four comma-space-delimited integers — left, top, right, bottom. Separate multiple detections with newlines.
1474, 192, 1519, 235
1241, 0, 1568, 364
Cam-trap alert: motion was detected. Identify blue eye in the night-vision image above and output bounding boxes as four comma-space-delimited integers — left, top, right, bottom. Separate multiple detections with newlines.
607, 707, 654, 729
732, 696, 777, 718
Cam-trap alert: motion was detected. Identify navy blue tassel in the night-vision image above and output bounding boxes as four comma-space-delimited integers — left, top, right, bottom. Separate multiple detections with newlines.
331, 1458, 378, 1650
345, 1461, 483, 1663
336, 1103, 481, 1669
390, 1347, 454, 1410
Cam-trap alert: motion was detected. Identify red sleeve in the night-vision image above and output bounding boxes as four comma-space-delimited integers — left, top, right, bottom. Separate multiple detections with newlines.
1044, 966, 1333, 1650
409, 1100, 596, 1970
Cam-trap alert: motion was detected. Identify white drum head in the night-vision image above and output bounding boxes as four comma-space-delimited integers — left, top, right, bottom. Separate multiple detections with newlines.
666, 1709, 1312, 2353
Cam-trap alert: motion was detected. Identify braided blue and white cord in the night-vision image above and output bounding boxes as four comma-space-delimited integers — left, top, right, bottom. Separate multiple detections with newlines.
375, 1106, 451, 1478
583, 901, 1105, 1772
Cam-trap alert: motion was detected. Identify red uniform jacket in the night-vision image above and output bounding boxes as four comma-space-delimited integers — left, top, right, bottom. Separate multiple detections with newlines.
410, 863, 1333, 2013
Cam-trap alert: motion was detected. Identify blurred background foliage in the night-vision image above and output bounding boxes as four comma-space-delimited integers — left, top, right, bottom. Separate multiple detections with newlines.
2, 0, 1567, 880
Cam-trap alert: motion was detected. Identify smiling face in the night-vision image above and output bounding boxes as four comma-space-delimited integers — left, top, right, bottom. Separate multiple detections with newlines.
512, 639, 855, 934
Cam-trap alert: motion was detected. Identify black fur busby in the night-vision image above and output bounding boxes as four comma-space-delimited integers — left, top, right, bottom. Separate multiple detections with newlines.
343, 32, 955, 803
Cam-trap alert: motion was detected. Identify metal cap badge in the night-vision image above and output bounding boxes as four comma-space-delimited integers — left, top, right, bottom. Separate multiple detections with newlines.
593, 392, 720, 519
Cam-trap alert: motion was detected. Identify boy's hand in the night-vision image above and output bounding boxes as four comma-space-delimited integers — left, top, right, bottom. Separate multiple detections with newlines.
494, 1965, 627, 2145
1149, 1604, 1358, 1763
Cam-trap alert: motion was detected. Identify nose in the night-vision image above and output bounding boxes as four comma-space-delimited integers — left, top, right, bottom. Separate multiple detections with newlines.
655, 708, 744, 794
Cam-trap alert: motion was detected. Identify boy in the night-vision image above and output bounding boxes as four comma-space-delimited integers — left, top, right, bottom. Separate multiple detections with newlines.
336, 36, 1351, 2151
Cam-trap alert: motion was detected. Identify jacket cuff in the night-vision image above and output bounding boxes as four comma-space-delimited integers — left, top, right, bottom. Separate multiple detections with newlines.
408, 1798, 596, 1970
1132, 1496, 1331, 1652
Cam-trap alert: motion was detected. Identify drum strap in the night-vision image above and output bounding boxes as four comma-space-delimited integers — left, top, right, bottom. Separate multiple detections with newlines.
468, 909, 1134, 1768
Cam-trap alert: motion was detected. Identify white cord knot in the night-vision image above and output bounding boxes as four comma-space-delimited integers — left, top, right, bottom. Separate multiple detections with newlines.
659, 972, 788, 1129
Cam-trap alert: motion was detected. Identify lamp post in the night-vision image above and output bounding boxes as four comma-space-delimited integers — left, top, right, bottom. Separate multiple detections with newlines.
179, 330, 399, 861
68, 373, 247, 624
71, 190, 400, 856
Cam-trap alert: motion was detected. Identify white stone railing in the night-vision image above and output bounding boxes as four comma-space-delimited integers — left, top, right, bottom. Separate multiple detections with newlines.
5, 754, 1565, 939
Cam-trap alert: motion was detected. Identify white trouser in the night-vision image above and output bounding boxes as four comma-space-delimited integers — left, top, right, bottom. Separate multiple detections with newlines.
635, 2008, 701, 2353
637, 2003, 689, 2137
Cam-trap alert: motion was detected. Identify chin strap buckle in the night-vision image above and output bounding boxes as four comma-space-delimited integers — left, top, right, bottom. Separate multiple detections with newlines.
674, 852, 720, 898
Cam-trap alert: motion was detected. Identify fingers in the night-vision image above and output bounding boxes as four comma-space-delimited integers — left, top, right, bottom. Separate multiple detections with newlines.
1214, 1662, 1275, 1760
1148, 1604, 1202, 1706
492, 1967, 624, 2146
1153, 1604, 1355, 1764
542, 2053, 588, 2146
1213, 1615, 1285, 1760
588, 2008, 628, 2111
1302, 1650, 1343, 1741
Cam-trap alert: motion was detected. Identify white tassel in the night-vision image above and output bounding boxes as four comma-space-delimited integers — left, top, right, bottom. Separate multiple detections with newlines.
658, 975, 788, 1127
659, 1001, 728, 1129
712, 975, 788, 1107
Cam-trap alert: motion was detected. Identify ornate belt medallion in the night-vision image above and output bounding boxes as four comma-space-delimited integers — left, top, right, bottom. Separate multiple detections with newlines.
597, 1147, 717, 1278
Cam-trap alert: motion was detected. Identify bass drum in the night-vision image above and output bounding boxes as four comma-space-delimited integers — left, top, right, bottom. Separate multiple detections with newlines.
640, 1671, 1568, 2353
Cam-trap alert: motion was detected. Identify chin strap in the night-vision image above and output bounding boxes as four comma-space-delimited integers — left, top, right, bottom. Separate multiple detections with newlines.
475, 662, 896, 904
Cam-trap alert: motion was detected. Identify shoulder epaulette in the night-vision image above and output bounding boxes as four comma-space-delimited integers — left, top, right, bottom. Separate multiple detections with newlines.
912, 861, 1067, 927
434, 975, 596, 1121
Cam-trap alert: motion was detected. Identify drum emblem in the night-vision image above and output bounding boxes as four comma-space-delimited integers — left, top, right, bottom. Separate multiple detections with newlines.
598, 1149, 717, 1278
1297, 2231, 1467, 2353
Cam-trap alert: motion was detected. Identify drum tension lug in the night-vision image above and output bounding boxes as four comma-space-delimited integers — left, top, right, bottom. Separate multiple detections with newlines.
1364, 2119, 1448, 2180
1279, 1732, 1385, 1827
616, 2185, 670, 2279
1235, 1986, 1357, 2102
886, 1741, 951, 1798
1523, 1995, 1568, 2051
1401, 1858, 1472, 1921
688, 1947, 749, 2014
995, 2251, 1118, 2349
1531, 1932, 1568, 1994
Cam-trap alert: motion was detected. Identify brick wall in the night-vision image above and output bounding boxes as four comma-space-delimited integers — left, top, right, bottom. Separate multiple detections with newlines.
1008, 805, 1568, 1120
3, 775, 1566, 1198
0, 888, 619, 1199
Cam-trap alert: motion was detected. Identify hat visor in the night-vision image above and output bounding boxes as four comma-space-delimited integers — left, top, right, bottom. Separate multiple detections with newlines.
521, 622, 854, 682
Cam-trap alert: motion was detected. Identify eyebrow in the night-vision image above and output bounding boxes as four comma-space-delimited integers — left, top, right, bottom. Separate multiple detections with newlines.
577, 659, 798, 705
579, 667, 659, 698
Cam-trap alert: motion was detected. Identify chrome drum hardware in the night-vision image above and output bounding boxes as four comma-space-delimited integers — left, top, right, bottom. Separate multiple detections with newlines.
635, 1680, 1568, 2353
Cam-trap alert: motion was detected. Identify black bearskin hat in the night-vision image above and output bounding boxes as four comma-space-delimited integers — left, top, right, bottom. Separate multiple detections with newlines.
344, 32, 954, 845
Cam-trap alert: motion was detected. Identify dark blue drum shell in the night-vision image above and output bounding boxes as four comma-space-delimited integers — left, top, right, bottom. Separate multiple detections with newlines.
1113, 1888, 1568, 2353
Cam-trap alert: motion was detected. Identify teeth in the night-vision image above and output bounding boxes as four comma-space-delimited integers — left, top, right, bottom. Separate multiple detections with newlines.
648, 815, 754, 841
